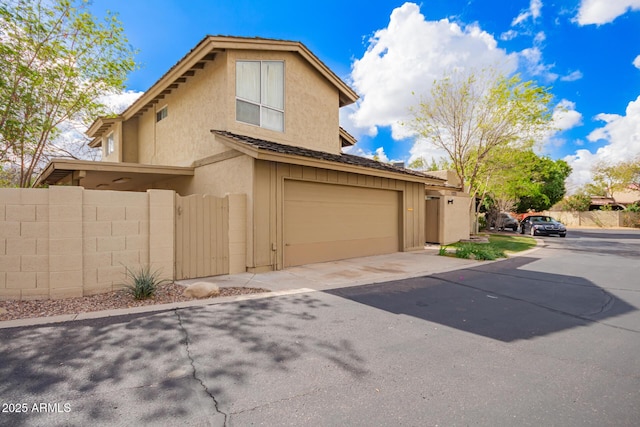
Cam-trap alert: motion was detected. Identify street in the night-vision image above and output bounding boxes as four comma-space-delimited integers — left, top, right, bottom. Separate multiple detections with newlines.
1, 229, 639, 426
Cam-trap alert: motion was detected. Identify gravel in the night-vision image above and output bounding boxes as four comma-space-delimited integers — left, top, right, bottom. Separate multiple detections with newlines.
0, 283, 270, 322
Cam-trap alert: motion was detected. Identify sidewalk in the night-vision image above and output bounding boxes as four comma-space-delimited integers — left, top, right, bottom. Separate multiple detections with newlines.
0, 246, 512, 329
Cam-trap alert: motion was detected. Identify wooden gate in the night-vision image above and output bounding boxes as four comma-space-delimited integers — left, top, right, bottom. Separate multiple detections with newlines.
175, 194, 229, 280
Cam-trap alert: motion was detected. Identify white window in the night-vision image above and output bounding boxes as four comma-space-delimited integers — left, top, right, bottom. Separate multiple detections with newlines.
236, 60, 284, 132
105, 132, 114, 155
156, 106, 168, 122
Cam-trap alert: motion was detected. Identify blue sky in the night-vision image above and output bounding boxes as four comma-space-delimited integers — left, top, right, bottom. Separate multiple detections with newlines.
90, 0, 640, 191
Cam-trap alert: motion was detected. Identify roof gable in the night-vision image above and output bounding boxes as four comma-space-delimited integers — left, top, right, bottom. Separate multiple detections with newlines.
87, 36, 358, 141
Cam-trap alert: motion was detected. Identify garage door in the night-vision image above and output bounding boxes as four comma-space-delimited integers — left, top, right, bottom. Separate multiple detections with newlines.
283, 180, 401, 267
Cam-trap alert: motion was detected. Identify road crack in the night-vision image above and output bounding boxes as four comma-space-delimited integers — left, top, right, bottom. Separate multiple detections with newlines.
175, 308, 228, 425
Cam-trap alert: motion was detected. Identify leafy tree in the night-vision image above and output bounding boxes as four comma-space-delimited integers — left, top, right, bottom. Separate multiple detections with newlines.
409, 68, 554, 202
587, 158, 640, 200
407, 156, 451, 171
514, 155, 571, 212
560, 192, 591, 212
0, 0, 136, 187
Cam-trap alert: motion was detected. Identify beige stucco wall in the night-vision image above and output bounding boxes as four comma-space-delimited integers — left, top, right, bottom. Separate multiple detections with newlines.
101, 121, 122, 162
122, 118, 139, 163
0, 187, 175, 301
118, 48, 343, 170
133, 53, 229, 167
252, 160, 425, 272
426, 189, 471, 244
225, 50, 341, 154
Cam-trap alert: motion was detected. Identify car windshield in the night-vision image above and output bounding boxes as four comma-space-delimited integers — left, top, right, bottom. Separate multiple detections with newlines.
531, 216, 553, 223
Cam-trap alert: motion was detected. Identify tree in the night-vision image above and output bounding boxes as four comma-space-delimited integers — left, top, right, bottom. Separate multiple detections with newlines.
514, 155, 571, 212
407, 156, 451, 171
0, 0, 136, 187
560, 192, 591, 212
409, 68, 554, 202
586, 158, 640, 200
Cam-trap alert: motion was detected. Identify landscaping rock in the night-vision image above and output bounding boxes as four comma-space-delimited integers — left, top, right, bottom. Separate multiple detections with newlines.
182, 282, 220, 299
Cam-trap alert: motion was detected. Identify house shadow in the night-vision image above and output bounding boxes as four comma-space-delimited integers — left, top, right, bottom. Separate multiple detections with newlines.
325, 256, 636, 343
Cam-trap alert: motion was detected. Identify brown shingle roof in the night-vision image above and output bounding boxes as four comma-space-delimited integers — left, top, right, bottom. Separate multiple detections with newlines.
211, 130, 443, 181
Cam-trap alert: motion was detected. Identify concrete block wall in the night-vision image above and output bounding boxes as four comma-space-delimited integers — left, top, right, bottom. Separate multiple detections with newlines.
0, 187, 176, 301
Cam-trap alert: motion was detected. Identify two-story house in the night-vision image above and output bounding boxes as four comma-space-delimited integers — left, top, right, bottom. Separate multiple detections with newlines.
37, 36, 460, 273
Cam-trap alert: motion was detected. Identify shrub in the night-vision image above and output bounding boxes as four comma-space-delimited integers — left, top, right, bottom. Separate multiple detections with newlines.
454, 242, 506, 260
124, 266, 168, 300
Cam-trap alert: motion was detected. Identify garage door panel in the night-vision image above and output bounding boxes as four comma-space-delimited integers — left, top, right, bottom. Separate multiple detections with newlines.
284, 180, 400, 267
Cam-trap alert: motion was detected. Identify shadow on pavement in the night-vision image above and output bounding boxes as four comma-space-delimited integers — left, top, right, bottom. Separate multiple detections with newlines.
0, 293, 366, 426
326, 256, 636, 343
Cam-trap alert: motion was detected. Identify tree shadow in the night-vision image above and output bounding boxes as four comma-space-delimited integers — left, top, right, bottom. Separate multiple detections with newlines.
326, 256, 637, 343
0, 293, 367, 426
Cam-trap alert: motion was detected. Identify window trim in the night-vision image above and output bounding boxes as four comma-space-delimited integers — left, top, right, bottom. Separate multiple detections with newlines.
156, 105, 168, 122
105, 132, 114, 156
235, 60, 285, 132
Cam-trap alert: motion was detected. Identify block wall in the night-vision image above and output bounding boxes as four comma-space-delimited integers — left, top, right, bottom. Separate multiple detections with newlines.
0, 187, 176, 300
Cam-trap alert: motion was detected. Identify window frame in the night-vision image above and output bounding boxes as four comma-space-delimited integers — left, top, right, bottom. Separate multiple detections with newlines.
156, 105, 168, 122
105, 132, 114, 156
235, 60, 285, 132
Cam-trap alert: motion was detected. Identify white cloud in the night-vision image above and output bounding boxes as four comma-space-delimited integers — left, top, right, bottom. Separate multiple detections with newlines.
552, 100, 583, 131
407, 137, 450, 167
542, 100, 583, 156
560, 70, 583, 81
344, 2, 517, 143
100, 90, 143, 115
50, 90, 143, 161
519, 46, 559, 82
576, 0, 640, 25
634, 55, 640, 69
500, 30, 518, 41
564, 95, 640, 191
512, 0, 543, 26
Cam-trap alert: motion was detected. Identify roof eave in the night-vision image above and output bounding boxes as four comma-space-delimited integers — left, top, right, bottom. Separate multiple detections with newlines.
213, 132, 435, 184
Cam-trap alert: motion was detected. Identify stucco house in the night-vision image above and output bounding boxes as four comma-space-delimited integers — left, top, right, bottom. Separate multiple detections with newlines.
36, 35, 468, 275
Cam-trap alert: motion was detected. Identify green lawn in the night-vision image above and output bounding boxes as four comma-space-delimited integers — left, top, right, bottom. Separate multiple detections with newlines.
487, 234, 537, 253
440, 234, 537, 260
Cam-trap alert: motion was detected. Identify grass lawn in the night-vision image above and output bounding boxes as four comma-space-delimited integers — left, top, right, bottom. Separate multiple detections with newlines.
440, 234, 537, 260
487, 234, 538, 253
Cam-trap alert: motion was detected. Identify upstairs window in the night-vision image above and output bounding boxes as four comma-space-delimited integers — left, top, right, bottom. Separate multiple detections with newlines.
105, 132, 114, 155
156, 105, 168, 122
236, 60, 284, 132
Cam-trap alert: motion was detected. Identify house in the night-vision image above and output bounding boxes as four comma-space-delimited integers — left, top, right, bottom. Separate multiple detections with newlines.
36, 36, 467, 276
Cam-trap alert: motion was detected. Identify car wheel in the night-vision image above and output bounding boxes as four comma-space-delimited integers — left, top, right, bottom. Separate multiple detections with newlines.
560, 233, 566, 238
520, 227, 525, 235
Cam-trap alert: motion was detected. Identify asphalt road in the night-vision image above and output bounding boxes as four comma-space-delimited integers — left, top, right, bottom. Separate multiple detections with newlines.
1, 229, 639, 426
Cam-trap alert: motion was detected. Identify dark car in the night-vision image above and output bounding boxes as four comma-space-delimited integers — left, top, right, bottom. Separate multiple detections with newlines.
520, 215, 567, 237
491, 212, 519, 231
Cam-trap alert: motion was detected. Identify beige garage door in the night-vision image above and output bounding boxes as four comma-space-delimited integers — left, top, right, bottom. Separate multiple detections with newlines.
283, 180, 401, 267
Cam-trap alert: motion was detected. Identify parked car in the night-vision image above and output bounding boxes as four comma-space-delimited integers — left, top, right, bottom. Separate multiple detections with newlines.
492, 212, 519, 231
520, 215, 567, 237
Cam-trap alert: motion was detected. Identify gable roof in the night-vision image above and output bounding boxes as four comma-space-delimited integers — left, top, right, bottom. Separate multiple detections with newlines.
211, 130, 444, 183
87, 36, 359, 143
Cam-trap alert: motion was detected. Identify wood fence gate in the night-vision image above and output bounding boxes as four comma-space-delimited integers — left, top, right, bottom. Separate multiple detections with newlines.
175, 194, 229, 280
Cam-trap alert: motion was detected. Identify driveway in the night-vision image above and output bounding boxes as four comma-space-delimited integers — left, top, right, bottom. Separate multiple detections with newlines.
1, 229, 639, 426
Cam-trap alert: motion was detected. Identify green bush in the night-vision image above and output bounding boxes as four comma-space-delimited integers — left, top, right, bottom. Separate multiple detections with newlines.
454, 242, 506, 260
124, 266, 168, 300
